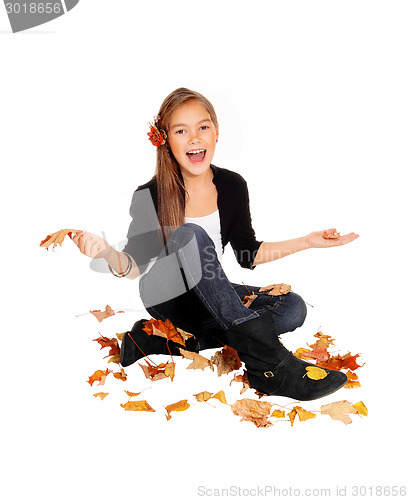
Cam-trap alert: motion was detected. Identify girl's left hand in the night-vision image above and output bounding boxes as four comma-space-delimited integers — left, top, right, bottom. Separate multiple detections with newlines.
306, 228, 359, 249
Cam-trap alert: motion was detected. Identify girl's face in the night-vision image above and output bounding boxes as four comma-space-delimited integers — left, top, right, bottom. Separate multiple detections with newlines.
167, 100, 219, 180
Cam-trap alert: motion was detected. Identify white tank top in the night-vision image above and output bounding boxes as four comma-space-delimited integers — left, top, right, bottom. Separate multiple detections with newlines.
139, 210, 223, 279
184, 209, 223, 263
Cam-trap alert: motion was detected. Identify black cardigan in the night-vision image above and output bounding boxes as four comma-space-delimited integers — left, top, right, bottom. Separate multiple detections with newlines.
122, 164, 263, 274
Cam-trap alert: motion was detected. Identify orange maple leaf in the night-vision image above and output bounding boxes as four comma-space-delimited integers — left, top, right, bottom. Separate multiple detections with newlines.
142, 318, 187, 347
317, 352, 363, 371
39, 228, 80, 250
113, 368, 127, 381
87, 368, 112, 386
138, 358, 175, 381
93, 335, 120, 357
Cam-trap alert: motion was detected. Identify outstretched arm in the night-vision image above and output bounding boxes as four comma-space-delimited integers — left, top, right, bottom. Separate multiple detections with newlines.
252, 228, 359, 266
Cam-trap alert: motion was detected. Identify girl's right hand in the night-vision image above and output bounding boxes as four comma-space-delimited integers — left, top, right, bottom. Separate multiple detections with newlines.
71, 231, 113, 259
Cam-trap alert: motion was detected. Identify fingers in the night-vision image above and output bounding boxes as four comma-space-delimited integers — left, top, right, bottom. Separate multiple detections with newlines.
335, 232, 359, 246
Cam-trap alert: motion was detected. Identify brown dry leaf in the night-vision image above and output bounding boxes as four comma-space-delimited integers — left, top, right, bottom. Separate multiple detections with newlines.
305, 366, 328, 380
210, 346, 242, 376
143, 318, 186, 347
344, 370, 361, 389
116, 332, 125, 341
39, 228, 80, 250
271, 409, 286, 418
258, 283, 291, 296
230, 371, 250, 394
242, 294, 257, 308
320, 400, 358, 425
231, 398, 273, 428
176, 327, 195, 342
90, 305, 124, 323
113, 368, 127, 381
93, 335, 120, 357
138, 359, 175, 382
120, 400, 155, 412
108, 354, 121, 364
352, 401, 368, 417
93, 392, 109, 400
165, 399, 190, 420
87, 368, 112, 386
179, 348, 210, 370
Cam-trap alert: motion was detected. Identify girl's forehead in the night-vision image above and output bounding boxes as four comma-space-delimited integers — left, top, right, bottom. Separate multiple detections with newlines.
170, 100, 210, 122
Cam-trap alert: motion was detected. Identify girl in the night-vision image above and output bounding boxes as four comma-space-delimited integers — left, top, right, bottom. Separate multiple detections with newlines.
72, 87, 359, 401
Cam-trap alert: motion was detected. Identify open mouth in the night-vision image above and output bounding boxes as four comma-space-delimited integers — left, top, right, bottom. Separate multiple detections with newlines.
186, 149, 206, 164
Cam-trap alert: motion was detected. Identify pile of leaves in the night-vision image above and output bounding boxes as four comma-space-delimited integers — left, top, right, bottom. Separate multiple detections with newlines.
40, 229, 367, 428
83, 304, 367, 428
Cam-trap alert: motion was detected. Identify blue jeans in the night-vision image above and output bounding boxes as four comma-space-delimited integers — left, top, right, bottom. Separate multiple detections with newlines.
139, 223, 307, 348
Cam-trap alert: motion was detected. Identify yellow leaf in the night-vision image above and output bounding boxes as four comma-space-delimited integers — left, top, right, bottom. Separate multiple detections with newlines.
93, 392, 109, 400
271, 409, 285, 418
352, 401, 368, 416
305, 366, 328, 380
212, 390, 228, 405
195, 391, 213, 402
120, 400, 155, 412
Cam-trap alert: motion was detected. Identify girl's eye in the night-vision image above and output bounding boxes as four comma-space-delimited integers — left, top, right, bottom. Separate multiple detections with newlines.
175, 129, 185, 134
200, 125, 209, 130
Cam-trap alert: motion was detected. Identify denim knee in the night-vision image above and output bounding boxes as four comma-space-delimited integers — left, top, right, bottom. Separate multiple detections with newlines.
286, 292, 307, 330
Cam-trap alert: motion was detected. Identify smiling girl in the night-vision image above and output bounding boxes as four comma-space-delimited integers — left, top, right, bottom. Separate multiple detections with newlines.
72, 87, 359, 401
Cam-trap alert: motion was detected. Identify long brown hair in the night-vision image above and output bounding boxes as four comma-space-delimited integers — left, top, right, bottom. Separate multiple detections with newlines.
153, 88, 219, 242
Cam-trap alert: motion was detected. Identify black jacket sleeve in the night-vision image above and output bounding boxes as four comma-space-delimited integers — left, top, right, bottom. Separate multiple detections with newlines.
228, 179, 263, 270
121, 186, 165, 275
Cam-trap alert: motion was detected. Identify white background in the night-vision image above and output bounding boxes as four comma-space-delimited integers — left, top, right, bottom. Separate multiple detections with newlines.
1, 1, 407, 499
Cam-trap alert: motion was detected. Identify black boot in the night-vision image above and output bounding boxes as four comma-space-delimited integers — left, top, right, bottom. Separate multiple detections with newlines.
120, 319, 200, 367
225, 309, 347, 401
